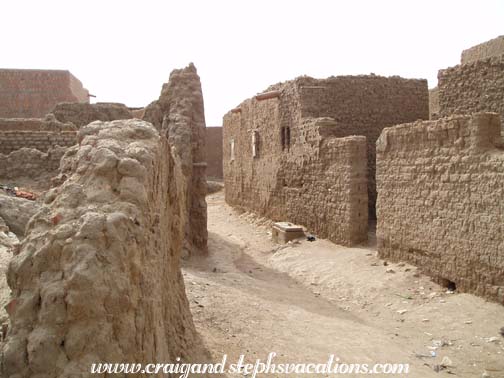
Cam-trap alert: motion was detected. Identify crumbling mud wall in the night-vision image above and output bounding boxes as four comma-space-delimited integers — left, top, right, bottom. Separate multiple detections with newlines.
1, 119, 201, 377
205, 127, 223, 180
0, 131, 76, 155
144, 64, 208, 256
50, 102, 133, 128
461, 35, 504, 64
0, 69, 89, 118
0, 116, 75, 132
438, 55, 504, 134
0, 116, 77, 156
376, 113, 504, 303
0, 146, 68, 182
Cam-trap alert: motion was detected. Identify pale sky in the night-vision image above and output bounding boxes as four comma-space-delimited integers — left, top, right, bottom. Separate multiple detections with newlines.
1, 0, 503, 125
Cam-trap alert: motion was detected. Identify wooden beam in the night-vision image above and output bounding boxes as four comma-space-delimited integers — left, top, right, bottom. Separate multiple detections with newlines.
255, 90, 281, 101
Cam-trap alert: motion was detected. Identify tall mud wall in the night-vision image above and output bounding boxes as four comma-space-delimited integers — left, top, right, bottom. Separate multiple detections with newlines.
376, 113, 504, 303
1, 119, 201, 377
144, 64, 207, 256
460, 35, 504, 64
438, 55, 504, 135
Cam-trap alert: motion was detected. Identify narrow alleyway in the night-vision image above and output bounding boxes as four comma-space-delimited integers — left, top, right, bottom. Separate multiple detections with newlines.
183, 192, 504, 378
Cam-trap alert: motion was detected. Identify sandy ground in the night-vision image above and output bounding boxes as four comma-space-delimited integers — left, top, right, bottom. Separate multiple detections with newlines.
183, 191, 504, 378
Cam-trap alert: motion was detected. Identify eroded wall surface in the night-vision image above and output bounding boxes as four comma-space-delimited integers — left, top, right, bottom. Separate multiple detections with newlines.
0, 69, 89, 118
1, 119, 200, 377
0, 146, 68, 181
438, 55, 504, 134
0, 130, 76, 155
376, 113, 504, 303
461, 35, 504, 64
205, 127, 223, 179
0, 117, 77, 180
51, 102, 133, 128
144, 64, 207, 256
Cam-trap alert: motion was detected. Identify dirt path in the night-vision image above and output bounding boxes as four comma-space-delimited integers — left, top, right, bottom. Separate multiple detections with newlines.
183, 192, 504, 377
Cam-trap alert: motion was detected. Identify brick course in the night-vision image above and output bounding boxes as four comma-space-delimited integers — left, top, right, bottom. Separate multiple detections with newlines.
376, 113, 504, 303
438, 55, 504, 135
0, 130, 76, 155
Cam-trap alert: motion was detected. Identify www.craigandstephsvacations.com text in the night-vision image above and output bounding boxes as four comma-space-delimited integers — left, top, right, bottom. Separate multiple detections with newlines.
90, 353, 410, 376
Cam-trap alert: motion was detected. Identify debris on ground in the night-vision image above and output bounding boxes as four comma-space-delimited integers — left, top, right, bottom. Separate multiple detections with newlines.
0, 184, 37, 201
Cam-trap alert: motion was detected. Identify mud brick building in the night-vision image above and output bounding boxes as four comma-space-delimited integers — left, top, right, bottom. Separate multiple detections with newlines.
0, 69, 89, 118
376, 113, 504, 303
223, 75, 428, 245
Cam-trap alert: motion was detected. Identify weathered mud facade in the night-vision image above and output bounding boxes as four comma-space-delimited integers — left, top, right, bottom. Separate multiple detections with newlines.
223, 75, 427, 245
0, 128, 76, 155
205, 127, 223, 180
376, 113, 504, 302
50, 102, 133, 128
0, 117, 77, 182
144, 64, 208, 256
438, 56, 504, 131
0, 69, 89, 118
438, 37, 504, 134
461, 35, 504, 64
1, 119, 203, 377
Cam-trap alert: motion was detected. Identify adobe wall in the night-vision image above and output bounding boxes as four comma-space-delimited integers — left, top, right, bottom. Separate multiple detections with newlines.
205, 127, 223, 179
0, 130, 76, 155
0, 116, 75, 132
1, 119, 203, 376
0, 146, 67, 181
376, 113, 504, 303
143, 64, 208, 257
438, 55, 504, 134
0, 69, 89, 118
460, 35, 504, 64
50, 102, 133, 128
281, 121, 368, 245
